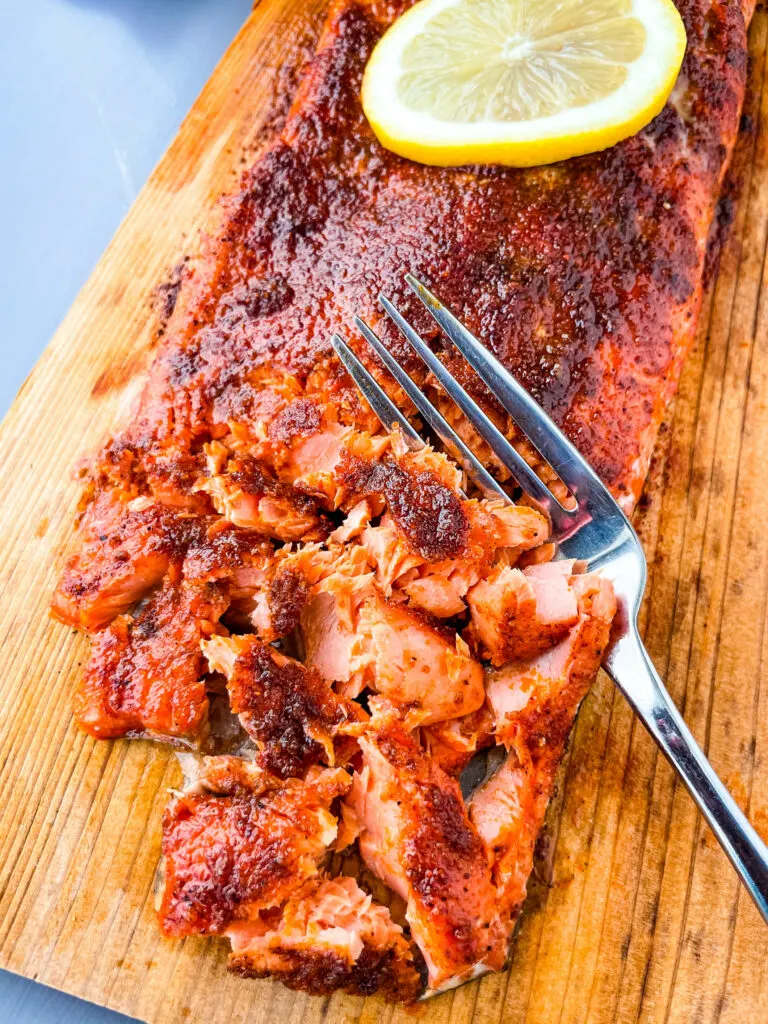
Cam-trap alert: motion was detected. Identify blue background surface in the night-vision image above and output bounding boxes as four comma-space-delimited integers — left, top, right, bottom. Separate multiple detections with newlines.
1, 0, 251, 1019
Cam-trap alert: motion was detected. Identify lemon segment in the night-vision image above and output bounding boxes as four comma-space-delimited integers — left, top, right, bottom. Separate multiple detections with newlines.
362, 0, 687, 167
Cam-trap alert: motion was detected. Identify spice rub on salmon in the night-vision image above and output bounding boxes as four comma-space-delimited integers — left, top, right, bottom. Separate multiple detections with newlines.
75, 573, 227, 744
471, 569, 617, 918
348, 699, 508, 990
52, 0, 753, 1003
57, 377, 617, 1000
227, 875, 421, 1001
202, 634, 365, 777
85, 0, 751, 516
158, 757, 351, 936
159, 757, 419, 1001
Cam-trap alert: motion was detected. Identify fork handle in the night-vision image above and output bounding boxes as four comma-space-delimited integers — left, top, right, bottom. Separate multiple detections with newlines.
603, 628, 768, 924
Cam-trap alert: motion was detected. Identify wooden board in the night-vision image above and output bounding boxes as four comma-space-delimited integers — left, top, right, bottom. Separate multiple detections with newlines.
1, 2, 767, 1021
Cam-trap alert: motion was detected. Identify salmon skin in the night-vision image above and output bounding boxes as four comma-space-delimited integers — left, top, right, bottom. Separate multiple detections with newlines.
51, 0, 753, 1004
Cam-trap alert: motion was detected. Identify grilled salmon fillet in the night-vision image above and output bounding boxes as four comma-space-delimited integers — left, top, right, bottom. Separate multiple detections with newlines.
348, 699, 508, 990
158, 757, 351, 935
78, 0, 752, 514
226, 875, 421, 1000
75, 572, 227, 744
202, 634, 365, 777
51, 0, 753, 1004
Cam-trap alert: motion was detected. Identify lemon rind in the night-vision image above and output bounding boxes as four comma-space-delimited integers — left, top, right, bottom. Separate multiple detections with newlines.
361, 0, 687, 168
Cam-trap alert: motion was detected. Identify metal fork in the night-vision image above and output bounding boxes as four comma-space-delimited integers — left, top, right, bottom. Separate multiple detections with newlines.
331, 273, 768, 925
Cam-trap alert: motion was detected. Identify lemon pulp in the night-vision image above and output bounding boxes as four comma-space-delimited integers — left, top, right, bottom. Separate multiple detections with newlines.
362, 0, 687, 166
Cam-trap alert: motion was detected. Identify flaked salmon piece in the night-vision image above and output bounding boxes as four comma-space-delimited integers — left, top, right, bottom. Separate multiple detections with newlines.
199, 541, 368, 640
421, 704, 495, 777
400, 571, 468, 618
485, 571, 617, 752
51, 493, 205, 632
242, 540, 367, 625
469, 748, 549, 919
303, 567, 485, 722
359, 516, 425, 593
482, 501, 550, 553
181, 518, 277, 628
348, 700, 508, 991
142, 444, 212, 511
181, 520, 273, 587
226, 875, 421, 1001
467, 565, 579, 667
390, 500, 497, 617
399, 573, 466, 618
158, 758, 350, 937
351, 596, 485, 725
280, 540, 372, 587
405, 500, 549, 612
389, 435, 464, 494
249, 564, 309, 640
74, 575, 228, 744
570, 570, 619, 620
328, 498, 374, 544
304, 359, 385, 435
234, 394, 391, 508
202, 635, 365, 778
88, 436, 211, 513
300, 549, 376, 691
302, 591, 366, 692
333, 798, 362, 852
515, 541, 559, 570
472, 571, 616, 913
338, 450, 471, 562
523, 558, 581, 579
268, 415, 348, 503
357, 493, 548, 618
196, 443, 329, 542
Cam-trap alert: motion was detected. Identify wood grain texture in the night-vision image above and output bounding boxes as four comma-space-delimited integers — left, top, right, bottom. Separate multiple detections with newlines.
1, 2, 767, 1021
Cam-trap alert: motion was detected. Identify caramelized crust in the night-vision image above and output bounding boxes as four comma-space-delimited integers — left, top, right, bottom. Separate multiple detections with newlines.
105, 0, 750, 512
231, 942, 417, 999
158, 760, 350, 936
227, 876, 421, 1001
466, 564, 580, 666
196, 450, 331, 541
338, 452, 468, 561
74, 575, 227, 743
51, 495, 202, 632
202, 635, 365, 777
181, 521, 272, 585
350, 701, 508, 989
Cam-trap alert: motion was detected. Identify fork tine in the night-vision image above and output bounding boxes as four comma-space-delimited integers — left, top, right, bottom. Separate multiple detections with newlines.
379, 294, 564, 513
405, 273, 607, 500
330, 334, 424, 450
354, 317, 510, 503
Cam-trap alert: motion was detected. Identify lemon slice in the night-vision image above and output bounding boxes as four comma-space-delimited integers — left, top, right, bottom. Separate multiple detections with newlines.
362, 0, 687, 167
